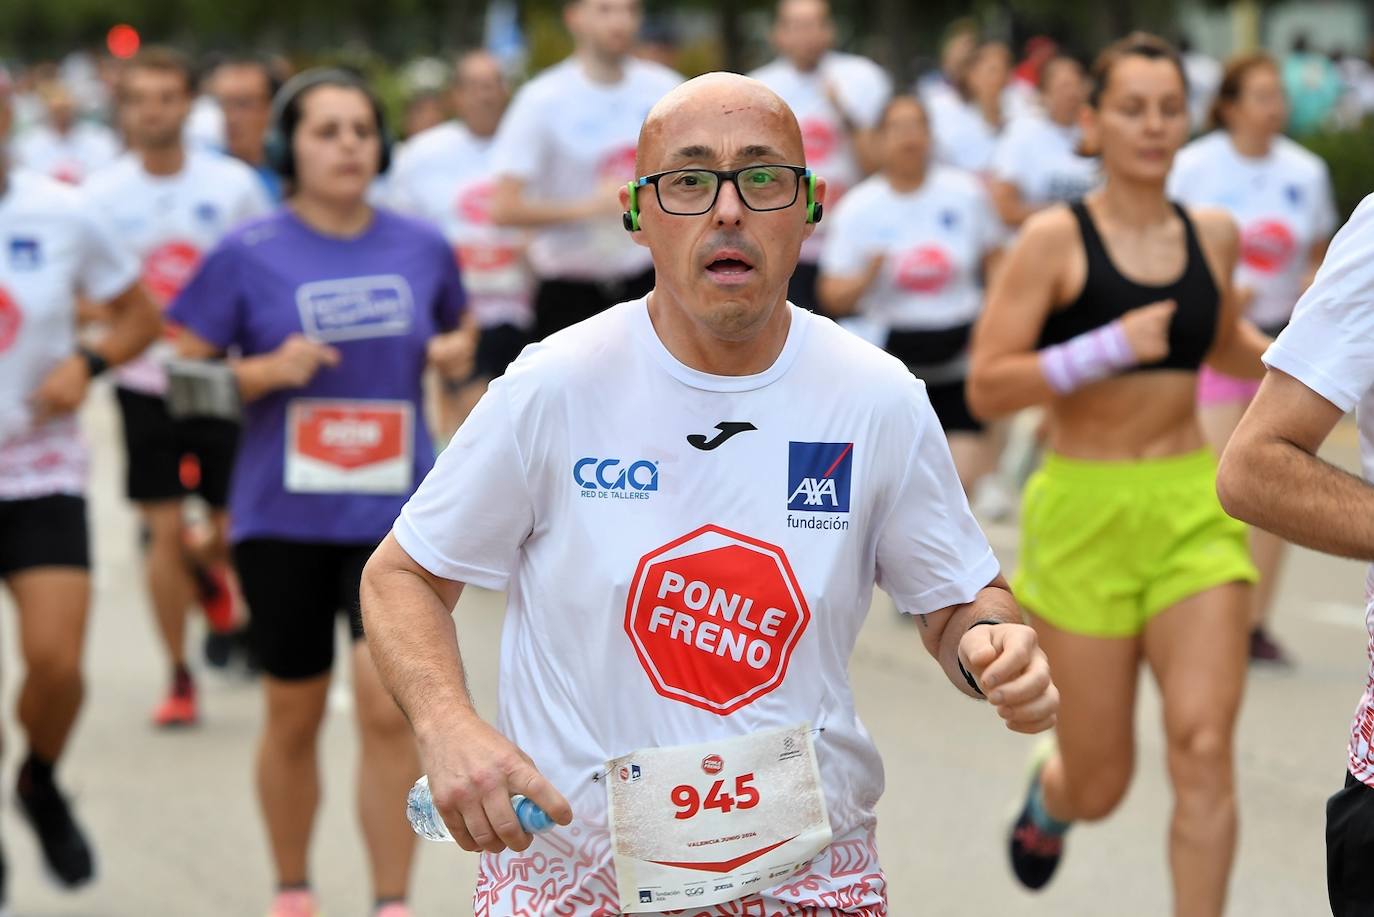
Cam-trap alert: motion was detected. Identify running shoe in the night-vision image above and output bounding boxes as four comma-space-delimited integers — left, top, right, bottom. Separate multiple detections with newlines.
152, 688, 198, 728
1008, 741, 1066, 891
16, 773, 94, 888
375, 903, 412, 917
197, 564, 236, 634
1249, 627, 1294, 667
267, 888, 319, 917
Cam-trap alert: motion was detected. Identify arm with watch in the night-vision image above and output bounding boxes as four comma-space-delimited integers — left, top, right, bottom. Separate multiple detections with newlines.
916, 574, 1059, 734
30, 282, 161, 422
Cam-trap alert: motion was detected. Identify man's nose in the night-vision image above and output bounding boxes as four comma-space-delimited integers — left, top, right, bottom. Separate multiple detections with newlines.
713, 179, 745, 225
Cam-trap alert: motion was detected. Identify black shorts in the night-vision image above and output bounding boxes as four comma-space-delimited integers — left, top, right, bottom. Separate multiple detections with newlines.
788, 261, 820, 312
473, 322, 533, 382
115, 387, 239, 508
233, 538, 375, 681
0, 495, 89, 576
1328, 771, 1374, 915
884, 325, 983, 434
533, 268, 655, 340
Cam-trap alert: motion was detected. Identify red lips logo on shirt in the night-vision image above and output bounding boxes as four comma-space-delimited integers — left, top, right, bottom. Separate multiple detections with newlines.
597, 146, 640, 184
1240, 219, 1296, 274
895, 245, 954, 293
456, 181, 496, 225
799, 117, 838, 165
142, 240, 203, 306
0, 287, 20, 355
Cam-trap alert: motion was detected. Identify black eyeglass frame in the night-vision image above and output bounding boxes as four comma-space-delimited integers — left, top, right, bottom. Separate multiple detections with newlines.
631, 164, 813, 216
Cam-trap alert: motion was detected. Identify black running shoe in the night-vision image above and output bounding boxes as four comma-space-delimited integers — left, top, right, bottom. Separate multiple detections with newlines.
1009, 790, 1065, 890
17, 777, 94, 887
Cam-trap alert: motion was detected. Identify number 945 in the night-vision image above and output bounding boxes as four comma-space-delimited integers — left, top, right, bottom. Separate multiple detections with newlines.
672, 773, 760, 820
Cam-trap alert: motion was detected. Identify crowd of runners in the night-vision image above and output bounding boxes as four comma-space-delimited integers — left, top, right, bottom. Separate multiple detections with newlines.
3, 0, 1374, 914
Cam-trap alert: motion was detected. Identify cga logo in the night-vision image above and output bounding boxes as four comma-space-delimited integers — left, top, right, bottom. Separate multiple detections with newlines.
574, 457, 659, 498
787, 441, 853, 513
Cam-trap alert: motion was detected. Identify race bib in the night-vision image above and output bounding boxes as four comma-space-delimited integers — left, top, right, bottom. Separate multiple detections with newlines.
284, 399, 413, 495
456, 244, 528, 300
606, 724, 832, 913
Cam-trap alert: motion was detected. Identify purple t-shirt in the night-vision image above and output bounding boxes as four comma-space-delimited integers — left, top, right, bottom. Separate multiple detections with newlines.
168, 207, 465, 544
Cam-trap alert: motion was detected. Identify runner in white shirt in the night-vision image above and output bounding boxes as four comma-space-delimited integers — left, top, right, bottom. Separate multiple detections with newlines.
84, 47, 273, 728
819, 94, 1005, 492
929, 41, 1011, 175
0, 160, 158, 904
389, 50, 529, 438
990, 56, 1100, 227
749, 0, 892, 312
362, 72, 1057, 917
1216, 193, 1374, 916
10, 81, 119, 184
489, 0, 680, 340
1169, 51, 1336, 667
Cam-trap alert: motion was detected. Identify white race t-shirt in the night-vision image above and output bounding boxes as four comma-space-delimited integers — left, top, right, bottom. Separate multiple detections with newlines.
489, 57, 681, 281
992, 114, 1099, 209
394, 299, 999, 914
0, 169, 141, 499
387, 121, 533, 330
10, 122, 121, 185
928, 93, 1001, 174
749, 52, 893, 263
1168, 131, 1336, 330
820, 168, 1006, 333
83, 150, 272, 395
1261, 193, 1374, 789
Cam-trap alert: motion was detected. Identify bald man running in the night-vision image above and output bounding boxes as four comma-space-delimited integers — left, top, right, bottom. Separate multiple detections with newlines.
361, 73, 1057, 916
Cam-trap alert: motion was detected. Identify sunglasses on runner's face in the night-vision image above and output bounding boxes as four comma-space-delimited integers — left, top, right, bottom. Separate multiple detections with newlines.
634, 165, 810, 216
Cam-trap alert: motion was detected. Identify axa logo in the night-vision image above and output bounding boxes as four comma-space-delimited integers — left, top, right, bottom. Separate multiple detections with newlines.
574, 457, 659, 499
787, 442, 853, 513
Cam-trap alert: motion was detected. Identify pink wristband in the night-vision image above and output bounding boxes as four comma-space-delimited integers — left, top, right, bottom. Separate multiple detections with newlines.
1038, 320, 1137, 394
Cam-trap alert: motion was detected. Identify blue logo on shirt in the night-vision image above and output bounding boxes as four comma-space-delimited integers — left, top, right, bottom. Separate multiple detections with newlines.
573, 457, 659, 498
940, 209, 959, 231
8, 237, 40, 270
1285, 184, 1304, 207
194, 202, 220, 225
787, 441, 853, 513
295, 274, 415, 343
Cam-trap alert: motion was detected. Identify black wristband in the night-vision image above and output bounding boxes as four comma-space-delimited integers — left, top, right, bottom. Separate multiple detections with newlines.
79, 347, 109, 378
958, 619, 1004, 697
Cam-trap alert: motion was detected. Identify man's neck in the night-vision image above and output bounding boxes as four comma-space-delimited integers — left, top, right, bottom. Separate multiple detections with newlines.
646, 289, 793, 377
141, 143, 186, 177
577, 48, 627, 85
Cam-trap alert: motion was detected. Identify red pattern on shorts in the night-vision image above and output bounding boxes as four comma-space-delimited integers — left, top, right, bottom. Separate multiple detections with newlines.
473, 826, 887, 917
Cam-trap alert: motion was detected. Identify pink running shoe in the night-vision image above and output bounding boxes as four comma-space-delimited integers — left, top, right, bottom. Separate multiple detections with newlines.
267, 889, 318, 917
375, 904, 411, 917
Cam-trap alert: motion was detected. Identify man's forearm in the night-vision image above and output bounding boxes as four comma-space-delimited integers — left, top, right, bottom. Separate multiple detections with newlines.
935, 582, 1023, 698
360, 552, 474, 737
1219, 438, 1374, 560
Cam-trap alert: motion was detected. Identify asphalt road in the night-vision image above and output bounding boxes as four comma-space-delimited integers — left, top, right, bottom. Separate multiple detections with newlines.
3, 386, 1367, 915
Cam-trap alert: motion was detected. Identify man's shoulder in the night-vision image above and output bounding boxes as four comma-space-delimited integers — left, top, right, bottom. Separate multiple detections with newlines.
795, 308, 923, 395
394, 121, 469, 168
81, 153, 141, 197
510, 58, 579, 106
189, 150, 266, 192
1272, 135, 1329, 180
627, 58, 684, 91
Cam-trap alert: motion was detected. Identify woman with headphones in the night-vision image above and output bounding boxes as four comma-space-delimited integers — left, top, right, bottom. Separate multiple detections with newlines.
168, 69, 473, 917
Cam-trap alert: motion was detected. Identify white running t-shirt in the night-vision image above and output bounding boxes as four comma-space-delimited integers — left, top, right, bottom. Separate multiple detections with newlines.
991, 114, 1099, 210
488, 57, 681, 282
1168, 131, 1336, 330
1262, 193, 1374, 789
0, 169, 141, 499
83, 150, 272, 395
820, 168, 1006, 332
10, 122, 121, 185
394, 299, 1000, 915
387, 121, 533, 330
749, 53, 893, 264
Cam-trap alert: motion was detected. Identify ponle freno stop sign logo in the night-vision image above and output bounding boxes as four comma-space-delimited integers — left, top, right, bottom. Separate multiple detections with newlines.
625, 525, 811, 715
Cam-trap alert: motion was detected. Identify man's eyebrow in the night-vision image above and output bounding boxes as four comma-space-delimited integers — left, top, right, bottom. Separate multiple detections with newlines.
665, 143, 788, 164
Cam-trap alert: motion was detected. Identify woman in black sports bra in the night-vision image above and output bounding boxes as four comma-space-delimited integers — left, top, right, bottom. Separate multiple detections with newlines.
967, 34, 1270, 915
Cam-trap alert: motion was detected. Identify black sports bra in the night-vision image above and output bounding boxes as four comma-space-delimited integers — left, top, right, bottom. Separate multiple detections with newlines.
1037, 201, 1220, 372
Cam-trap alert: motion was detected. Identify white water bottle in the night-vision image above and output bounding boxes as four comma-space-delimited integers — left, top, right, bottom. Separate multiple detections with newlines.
406, 775, 554, 841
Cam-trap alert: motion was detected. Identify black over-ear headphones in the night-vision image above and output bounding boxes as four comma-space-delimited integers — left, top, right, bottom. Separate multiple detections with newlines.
263, 67, 393, 180
622, 169, 824, 232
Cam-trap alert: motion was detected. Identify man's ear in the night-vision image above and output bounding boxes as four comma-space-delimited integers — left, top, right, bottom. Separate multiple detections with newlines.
802, 174, 828, 240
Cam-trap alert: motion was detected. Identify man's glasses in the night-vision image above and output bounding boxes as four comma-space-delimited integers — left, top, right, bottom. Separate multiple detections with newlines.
634, 165, 810, 216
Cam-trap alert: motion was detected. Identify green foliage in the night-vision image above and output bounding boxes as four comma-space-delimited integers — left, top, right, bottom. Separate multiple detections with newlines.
1301, 119, 1374, 221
